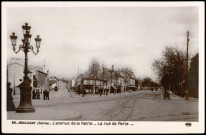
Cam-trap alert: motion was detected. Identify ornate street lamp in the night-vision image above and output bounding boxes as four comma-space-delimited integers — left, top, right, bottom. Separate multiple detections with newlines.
10, 23, 42, 113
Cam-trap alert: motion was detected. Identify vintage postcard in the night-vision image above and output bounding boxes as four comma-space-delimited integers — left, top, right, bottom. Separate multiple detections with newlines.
1, 1, 205, 134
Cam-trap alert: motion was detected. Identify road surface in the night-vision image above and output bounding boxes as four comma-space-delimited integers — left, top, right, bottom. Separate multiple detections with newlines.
41, 90, 198, 121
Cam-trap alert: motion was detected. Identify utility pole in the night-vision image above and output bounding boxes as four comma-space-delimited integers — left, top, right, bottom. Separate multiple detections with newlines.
102, 66, 105, 89
7, 66, 8, 84
78, 67, 79, 76
185, 31, 190, 100
13, 75, 16, 95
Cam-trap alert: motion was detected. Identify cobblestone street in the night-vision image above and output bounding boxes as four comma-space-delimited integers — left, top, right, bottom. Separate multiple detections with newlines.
12, 89, 198, 121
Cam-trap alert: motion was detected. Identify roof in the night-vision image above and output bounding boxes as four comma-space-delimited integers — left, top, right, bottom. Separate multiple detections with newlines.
7, 63, 24, 67
82, 78, 106, 81
29, 65, 43, 71
38, 70, 48, 75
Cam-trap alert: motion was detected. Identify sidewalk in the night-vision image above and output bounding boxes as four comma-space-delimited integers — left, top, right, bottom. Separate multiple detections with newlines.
7, 108, 81, 120
12, 89, 139, 108
9, 89, 136, 120
12, 89, 197, 108
8, 89, 197, 120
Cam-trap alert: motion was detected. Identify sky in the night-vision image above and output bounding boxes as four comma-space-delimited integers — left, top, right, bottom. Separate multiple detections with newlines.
6, 7, 199, 81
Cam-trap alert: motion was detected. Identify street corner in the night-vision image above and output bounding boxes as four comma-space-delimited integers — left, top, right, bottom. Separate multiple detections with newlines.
7, 108, 81, 121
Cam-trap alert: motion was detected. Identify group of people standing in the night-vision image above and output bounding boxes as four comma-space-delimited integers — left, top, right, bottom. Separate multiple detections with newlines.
99, 87, 110, 97
32, 89, 41, 99
43, 89, 50, 100
32, 89, 50, 100
75, 84, 125, 98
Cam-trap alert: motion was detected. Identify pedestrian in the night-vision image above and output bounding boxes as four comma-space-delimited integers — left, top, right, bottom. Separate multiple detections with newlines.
161, 73, 170, 99
99, 87, 103, 97
46, 90, 49, 100
83, 89, 86, 97
43, 89, 46, 100
118, 86, 121, 94
36, 89, 40, 99
81, 83, 85, 97
185, 90, 189, 100
32, 89, 36, 99
7, 82, 15, 111
54, 86, 58, 91
68, 88, 73, 97
78, 85, 81, 95
106, 87, 109, 96
103, 87, 106, 95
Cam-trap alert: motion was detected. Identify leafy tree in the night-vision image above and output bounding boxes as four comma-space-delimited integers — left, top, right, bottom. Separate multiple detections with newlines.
152, 46, 186, 96
142, 77, 159, 88
120, 67, 135, 85
88, 59, 101, 79
188, 53, 199, 98
88, 59, 101, 95
142, 77, 152, 87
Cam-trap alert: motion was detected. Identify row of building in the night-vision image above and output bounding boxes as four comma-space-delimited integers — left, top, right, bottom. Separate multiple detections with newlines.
7, 58, 69, 95
7, 58, 144, 96
70, 67, 141, 94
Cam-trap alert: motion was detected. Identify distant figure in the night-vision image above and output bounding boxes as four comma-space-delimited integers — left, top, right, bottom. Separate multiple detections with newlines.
78, 85, 81, 95
43, 89, 46, 100
46, 90, 49, 100
68, 88, 73, 97
7, 82, 15, 111
36, 89, 40, 99
161, 73, 170, 99
81, 83, 85, 97
117, 86, 121, 94
54, 86, 58, 91
82, 89, 86, 97
99, 87, 103, 97
105, 87, 109, 96
185, 90, 189, 100
32, 89, 36, 99
103, 87, 106, 95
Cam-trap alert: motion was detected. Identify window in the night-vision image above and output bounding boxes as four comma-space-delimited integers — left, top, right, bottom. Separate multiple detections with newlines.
83, 80, 87, 85
90, 80, 94, 85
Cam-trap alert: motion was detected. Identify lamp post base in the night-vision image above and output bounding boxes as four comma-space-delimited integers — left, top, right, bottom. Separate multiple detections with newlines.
16, 76, 35, 113
16, 107, 35, 113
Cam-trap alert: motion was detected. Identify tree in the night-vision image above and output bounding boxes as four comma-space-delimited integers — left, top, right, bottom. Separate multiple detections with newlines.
142, 77, 152, 87
99, 64, 110, 88
142, 77, 159, 88
188, 53, 199, 98
120, 67, 135, 85
152, 46, 186, 96
88, 59, 101, 95
88, 60, 101, 78
113, 69, 121, 86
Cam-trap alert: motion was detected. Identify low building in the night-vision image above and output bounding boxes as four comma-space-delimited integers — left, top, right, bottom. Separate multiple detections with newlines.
7, 62, 24, 95
128, 77, 137, 91
58, 79, 69, 90
28, 66, 49, 94
49, 76, 58, 90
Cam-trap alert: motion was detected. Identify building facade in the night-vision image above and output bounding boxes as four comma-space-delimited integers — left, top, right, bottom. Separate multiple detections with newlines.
7, 63, 24, 95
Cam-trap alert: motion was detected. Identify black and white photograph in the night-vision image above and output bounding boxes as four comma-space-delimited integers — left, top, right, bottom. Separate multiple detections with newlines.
1, 1, 205, 134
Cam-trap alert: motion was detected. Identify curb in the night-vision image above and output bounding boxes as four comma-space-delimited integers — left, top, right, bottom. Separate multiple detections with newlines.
7, 108, 81, 121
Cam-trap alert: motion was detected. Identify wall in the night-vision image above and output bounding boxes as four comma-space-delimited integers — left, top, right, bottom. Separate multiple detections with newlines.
8, 63, 24, 95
